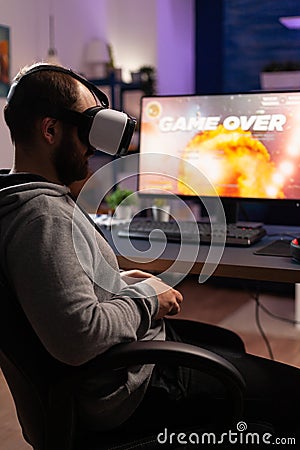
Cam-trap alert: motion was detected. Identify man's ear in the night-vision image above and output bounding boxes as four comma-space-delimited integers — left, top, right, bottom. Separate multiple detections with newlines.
41, 117, 60, 144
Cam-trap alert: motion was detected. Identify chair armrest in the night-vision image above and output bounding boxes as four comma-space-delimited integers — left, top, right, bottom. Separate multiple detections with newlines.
85, 340, 244, 386
82, 341, 245, 388
47, 340, 245, 449
69, 340, 245, 417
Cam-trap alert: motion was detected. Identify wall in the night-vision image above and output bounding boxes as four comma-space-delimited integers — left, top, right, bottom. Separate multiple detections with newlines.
0, 0, 40, 167
51, 0, 109, 71
224, 0, 300, 92
195, 0, 300, 94
156, 0, 195, 95
195, 0, 223, 94
106, 0, 157, 82
0, 0, 195, 167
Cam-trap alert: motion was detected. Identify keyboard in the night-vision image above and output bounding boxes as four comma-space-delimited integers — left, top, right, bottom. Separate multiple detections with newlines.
117, 219, 267, 247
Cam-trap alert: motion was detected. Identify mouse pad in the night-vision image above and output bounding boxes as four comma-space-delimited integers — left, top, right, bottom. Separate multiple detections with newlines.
254, 239, 291, 257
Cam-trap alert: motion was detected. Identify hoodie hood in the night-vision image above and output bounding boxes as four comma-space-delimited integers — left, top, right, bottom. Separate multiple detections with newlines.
0, 170, 70, 220
0, 169, 48, 188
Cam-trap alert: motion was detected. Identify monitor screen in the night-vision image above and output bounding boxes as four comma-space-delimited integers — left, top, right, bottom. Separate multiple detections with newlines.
138, 92, 300, 203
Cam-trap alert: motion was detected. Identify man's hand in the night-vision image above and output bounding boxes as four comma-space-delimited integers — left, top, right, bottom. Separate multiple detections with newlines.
142, 277, 183, 319
120, 269, 183, 318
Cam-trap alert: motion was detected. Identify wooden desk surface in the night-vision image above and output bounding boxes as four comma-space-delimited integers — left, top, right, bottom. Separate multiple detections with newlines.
102, 224, 300, 284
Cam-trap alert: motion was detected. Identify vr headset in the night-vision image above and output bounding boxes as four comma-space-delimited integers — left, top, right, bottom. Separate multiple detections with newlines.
6, 64, 137, 157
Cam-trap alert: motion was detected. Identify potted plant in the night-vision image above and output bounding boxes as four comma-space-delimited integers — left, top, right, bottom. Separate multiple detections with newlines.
105, 186, 135, 219
260, 61, 300, 90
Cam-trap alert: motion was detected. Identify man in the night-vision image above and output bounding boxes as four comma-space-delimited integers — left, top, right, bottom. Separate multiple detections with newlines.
0, 62, 189, 429
1, 63, 300, 439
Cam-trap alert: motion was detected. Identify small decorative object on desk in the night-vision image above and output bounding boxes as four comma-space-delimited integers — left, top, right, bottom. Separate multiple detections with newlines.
152, 198, 170, 222
105, 186, 135, 220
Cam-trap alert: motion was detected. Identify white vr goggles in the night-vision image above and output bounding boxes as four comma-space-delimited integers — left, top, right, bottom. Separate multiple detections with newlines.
6, 64, 137, 157
48, 104, 136, 157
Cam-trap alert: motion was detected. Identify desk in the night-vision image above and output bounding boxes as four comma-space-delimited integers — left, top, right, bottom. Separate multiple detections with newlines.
102, 224, 300, 323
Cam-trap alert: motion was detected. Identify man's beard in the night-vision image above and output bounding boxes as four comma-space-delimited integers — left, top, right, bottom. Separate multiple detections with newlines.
53, 128, 92, 186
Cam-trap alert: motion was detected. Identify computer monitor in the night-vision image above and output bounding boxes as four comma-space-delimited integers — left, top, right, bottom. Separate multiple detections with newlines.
138, 91, 300, 223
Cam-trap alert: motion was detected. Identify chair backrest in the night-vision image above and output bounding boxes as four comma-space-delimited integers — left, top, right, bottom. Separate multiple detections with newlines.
0, 274, 70, 450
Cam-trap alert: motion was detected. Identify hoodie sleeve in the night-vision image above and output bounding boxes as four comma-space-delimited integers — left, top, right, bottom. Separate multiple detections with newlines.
5, 209, 162, 366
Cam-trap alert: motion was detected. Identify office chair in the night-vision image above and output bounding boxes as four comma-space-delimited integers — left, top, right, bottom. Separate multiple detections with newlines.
0, 276, 246, 450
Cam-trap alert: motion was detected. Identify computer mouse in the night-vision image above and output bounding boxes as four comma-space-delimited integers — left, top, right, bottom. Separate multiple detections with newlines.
290, 238, 300, 263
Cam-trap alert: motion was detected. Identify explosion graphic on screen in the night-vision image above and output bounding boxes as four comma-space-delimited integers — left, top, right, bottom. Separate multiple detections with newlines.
178, 125, 285, 199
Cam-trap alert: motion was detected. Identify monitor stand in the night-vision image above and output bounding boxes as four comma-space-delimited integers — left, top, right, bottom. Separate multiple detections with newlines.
199, 198, 239, 225
223, 201, 264, 228
199, 198, 263, 229
222, 199, 239, 224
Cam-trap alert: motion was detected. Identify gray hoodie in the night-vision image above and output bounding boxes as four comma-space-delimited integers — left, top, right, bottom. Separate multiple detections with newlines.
0, 172, 165, 430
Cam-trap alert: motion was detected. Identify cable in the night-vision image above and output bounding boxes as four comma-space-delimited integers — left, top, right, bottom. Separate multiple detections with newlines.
236, 279, 275, 360
254, 296, 300, 325
249, 283, 300, 361
252, 287, 274, 360
229, 279, 300, 360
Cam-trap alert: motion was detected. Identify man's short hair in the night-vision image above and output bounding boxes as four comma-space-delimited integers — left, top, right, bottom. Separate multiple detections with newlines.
4, 63, 80, 144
